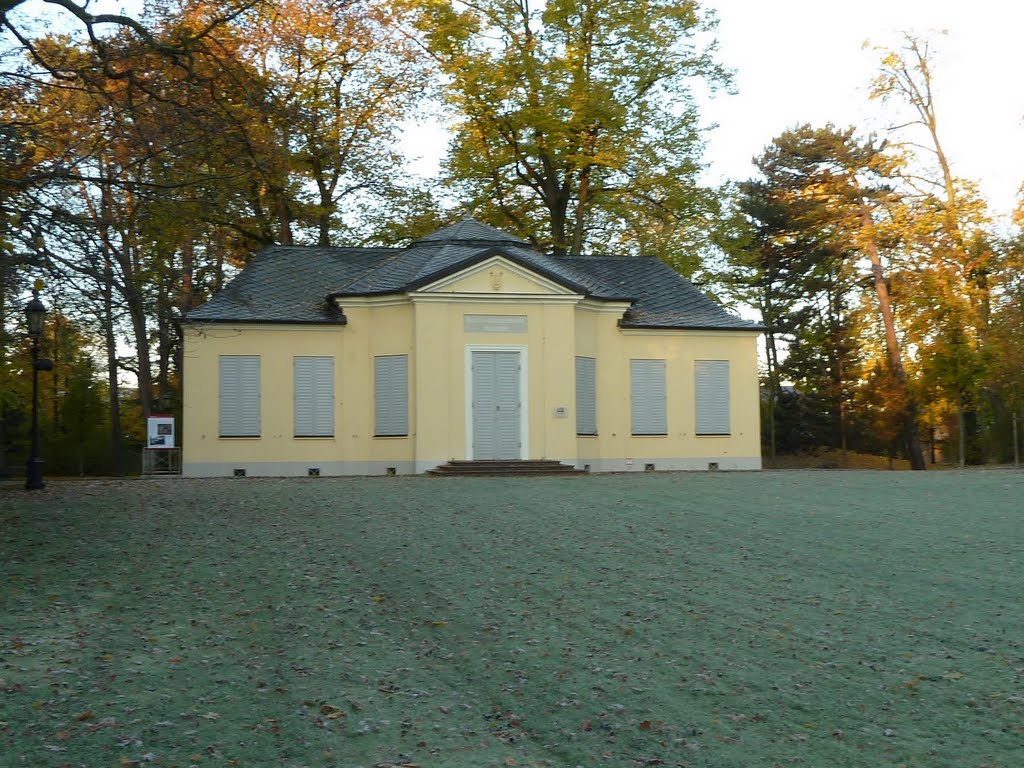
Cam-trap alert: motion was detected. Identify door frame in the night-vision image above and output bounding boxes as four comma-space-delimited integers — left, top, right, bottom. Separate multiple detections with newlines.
465, 345, 529, 460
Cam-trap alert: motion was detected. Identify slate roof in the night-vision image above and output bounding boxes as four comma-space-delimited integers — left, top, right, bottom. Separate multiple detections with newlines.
186, 218, 761, 331
186, 246, 399, 324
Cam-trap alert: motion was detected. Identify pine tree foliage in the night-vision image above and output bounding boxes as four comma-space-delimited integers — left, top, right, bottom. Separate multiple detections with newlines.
722, 124, 926, 467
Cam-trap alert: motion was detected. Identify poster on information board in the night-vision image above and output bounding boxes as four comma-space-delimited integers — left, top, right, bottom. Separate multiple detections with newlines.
147, 415, 175, 449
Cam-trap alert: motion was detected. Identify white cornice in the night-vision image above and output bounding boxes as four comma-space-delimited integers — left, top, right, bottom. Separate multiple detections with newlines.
576, 298, 632, 314
182, 323, 345, 334
409, 291, 584, 305
340, 295, 411, 308
618, 327, 762, 338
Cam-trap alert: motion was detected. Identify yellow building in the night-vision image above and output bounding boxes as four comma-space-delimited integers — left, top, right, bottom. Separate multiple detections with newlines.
182, 219, 763, 476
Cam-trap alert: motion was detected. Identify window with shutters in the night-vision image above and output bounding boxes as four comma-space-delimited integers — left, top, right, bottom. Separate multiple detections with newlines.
630, 359, 667, 435
695, 360, 730, 435
575, 356, 597, 435
293, 356, 334, 437
219, 355, 261, 437
375, 354, 408, 437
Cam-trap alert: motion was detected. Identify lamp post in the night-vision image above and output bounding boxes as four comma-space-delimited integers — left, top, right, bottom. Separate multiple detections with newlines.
24, 283, 50, 490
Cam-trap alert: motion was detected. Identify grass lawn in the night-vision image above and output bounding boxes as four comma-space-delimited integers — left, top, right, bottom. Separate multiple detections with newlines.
1, 471, 1022, 768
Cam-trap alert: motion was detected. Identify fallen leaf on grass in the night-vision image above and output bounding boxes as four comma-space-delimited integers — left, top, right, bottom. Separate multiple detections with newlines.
319, 704, 346, 719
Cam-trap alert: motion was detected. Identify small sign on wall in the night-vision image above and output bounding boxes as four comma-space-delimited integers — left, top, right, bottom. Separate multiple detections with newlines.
464, 314, 528, 333
147, 415, 175, 449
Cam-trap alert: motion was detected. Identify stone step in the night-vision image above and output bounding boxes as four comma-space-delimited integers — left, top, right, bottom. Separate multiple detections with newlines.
427, 460, 587, 477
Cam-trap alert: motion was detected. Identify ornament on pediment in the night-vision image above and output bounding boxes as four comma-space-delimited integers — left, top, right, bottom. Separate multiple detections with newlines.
489, 269, 505, 291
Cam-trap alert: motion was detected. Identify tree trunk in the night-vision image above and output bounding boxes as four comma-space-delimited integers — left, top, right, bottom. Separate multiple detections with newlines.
957, 397, 966, 468
173, 239, 196, 398
0, 264, 9, 479
118, 238, 153, 421
51, 312, 61, 431
839, 373, 848, 456
571, 167, 591, 257
317, 209, 332, 247
546, 176, 571, 255
126, 288, 153, 420
155, 274, 173, 412
103, 255, 123, 477
314, 173, 335, 247
859, 204, 926, 470
761, 297, 781, 460
180, 239, 195, 313
1014, 411, 1020, 468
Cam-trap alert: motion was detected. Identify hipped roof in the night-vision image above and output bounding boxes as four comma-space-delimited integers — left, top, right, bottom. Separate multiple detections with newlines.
186, 218, 761, 331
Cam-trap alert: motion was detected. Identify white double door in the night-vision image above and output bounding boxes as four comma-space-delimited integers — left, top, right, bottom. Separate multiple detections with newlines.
470, 349, 524, 460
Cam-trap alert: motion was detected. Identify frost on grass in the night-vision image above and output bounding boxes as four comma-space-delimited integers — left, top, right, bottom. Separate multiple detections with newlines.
1, 472, 1022, 767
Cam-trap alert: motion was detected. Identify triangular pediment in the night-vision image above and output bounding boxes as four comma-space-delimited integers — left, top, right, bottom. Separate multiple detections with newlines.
418, 255, 581, 296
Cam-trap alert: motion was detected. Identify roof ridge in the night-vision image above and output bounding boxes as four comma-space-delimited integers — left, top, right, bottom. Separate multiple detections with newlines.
410, 217, 528, 246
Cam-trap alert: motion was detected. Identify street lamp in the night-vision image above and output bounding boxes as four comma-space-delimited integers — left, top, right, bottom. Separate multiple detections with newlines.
24, 282, 52, 490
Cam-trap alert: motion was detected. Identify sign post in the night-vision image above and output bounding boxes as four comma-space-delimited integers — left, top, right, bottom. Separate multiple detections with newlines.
143, 415, 180, 474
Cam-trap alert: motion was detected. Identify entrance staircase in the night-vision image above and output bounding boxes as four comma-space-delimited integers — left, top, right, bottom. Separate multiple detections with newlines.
427, 459, 587, 477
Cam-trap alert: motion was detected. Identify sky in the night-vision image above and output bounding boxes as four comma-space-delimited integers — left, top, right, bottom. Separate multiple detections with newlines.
699, 0, 1024, 221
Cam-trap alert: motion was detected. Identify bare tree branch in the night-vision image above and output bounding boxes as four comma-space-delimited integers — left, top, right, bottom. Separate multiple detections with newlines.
2, 0, 265, 80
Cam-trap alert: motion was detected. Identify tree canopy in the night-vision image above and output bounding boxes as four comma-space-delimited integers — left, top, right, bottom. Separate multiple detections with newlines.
715, 32, 1022, 466
1, 8, 1023, 474
408, 0, 727, 265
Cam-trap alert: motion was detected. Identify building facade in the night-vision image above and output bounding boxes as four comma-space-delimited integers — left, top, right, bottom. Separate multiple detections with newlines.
182, 219, 763, 476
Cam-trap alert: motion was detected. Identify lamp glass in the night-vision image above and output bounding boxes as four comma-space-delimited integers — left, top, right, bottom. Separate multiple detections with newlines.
25, 297, 46, 336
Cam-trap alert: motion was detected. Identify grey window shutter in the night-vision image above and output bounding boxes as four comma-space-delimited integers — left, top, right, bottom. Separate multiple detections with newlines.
631, 359, 666, 435
219, 355, 260, 437
695, 360, 730, 435
575, 356, 597, 435
375, 355, 408, 436
294, 357, 334, 437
